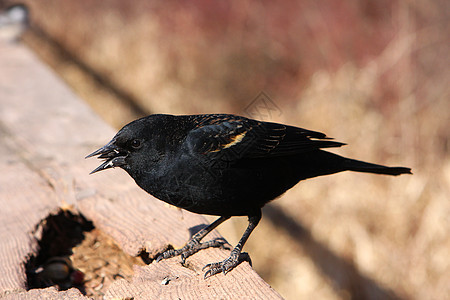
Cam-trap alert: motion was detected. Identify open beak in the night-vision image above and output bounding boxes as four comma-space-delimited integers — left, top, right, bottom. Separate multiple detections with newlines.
85, 140, 127, 174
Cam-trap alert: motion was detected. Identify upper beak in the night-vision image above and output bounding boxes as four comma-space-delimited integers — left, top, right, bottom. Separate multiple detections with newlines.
85, 140, 127, 174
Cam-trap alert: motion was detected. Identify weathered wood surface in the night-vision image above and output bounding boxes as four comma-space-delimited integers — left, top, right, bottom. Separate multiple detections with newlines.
0, 41, 282, 299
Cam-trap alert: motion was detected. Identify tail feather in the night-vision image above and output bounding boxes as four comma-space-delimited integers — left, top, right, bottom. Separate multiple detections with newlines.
343, 158, 412, 176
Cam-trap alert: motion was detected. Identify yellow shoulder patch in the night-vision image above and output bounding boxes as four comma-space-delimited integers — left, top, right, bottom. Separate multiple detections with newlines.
209, 131, 247, 152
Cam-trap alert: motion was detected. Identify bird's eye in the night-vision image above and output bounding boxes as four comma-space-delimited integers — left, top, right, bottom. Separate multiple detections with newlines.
131, 139, 142, 149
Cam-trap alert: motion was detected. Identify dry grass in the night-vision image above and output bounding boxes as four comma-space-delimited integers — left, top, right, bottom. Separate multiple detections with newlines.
10, 0, 450, 298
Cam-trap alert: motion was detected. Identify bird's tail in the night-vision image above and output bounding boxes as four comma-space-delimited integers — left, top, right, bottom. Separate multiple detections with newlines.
343, 157, 412, 176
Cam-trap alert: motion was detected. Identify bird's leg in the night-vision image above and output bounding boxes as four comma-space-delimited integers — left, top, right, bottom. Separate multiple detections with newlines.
203, 210, 261, 279
156, 215, 231, 263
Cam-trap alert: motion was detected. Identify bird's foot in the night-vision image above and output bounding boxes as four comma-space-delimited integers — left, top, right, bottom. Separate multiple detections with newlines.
202, 249, 247, 279
156, 238, 230, 263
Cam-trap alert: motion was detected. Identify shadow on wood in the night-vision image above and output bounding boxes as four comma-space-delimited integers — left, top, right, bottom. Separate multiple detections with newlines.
264, 205, 403, 300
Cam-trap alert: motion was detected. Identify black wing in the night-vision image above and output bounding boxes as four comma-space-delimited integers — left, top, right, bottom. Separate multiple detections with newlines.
185, 114, 345, 160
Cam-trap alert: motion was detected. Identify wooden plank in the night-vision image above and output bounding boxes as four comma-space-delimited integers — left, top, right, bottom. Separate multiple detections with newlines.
0, 130, 74, 296
0, 42, 282, 298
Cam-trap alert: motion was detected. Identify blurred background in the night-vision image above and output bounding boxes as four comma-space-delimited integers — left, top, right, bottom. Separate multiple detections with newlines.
2, 0, 448, 299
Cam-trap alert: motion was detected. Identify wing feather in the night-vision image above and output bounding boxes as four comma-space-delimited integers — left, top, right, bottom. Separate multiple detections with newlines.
185, 114, 345, 161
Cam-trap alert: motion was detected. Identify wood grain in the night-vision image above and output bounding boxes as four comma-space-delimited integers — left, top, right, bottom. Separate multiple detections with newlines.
0, 42, 282, 298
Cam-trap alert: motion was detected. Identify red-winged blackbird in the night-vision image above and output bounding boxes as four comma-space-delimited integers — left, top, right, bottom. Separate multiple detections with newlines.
86, 114, 411, 278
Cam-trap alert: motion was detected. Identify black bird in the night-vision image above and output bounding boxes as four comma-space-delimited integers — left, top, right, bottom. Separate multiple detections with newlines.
86, 114, 411, 278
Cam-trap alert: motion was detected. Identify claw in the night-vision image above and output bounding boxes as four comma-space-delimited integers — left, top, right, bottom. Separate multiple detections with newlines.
204, 269, 212, 279
202, 253, 241, 278
202, 263, 214, 271
203, 265, 221, 279
180, 253, 188, 264
155, 249, 177, 262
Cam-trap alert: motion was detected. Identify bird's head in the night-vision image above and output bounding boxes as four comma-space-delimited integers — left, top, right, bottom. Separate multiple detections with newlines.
86, 115, 170, 176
